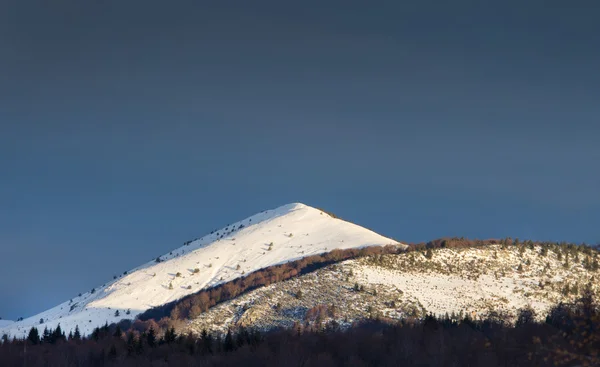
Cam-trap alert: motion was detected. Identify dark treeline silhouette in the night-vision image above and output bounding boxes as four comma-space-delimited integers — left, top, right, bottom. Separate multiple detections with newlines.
1, 290, 598, 366
1, 237, 597, 366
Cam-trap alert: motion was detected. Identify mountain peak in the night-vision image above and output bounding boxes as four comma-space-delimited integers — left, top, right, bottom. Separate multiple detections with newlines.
0, 203, 399, 338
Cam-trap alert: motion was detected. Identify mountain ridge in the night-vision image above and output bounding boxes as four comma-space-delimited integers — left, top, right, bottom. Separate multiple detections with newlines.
0, 202, 400, 339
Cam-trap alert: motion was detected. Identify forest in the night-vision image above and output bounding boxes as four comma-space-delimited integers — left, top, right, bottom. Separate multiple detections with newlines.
0, 289, 598, 366
1, 238, 598, 366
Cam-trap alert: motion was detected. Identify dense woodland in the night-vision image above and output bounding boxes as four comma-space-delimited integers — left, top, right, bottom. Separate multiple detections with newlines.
1, 290, 598, 366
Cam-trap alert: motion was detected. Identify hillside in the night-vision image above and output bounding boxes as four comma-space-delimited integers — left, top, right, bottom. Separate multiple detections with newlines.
0, 203, 399, 339
184, 244, 600, 335
0, 320, 13, 328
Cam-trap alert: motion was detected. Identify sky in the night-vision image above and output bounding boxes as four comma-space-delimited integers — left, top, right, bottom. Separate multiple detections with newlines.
0, 0, 599, 320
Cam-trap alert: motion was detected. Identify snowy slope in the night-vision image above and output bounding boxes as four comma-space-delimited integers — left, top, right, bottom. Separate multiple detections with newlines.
185, 245, 600, 335
0, 203, 399, 339
0, 320, 13, 328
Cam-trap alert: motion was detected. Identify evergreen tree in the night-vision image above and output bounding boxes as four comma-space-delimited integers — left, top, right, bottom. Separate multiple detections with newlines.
114, 325, 122, 339
215, 335, 222, 353
52, 324, 65, 343
27, 327, 40, 345
135, 334, 144, 354
515, 307, 536, 327
73, 325, 81, 341
126, 332, 136, 356
224, 329, 234, 352
425, 248, 433, 259
42, 327, 50, 343
91, 327, 100, 341
163, 327, 176, 344
201, 329, 213, 355
147, 326, 156, 347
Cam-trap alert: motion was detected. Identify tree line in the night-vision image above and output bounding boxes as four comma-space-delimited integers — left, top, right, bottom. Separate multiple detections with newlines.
1, 290, 598, 366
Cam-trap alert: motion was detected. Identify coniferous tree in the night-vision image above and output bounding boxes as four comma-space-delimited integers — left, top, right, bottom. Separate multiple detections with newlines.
52, 324, 65, 343
515, 306, 536, 327
224, 329, 234, 352
135, 333, 144, 354
27, 327, 40, 345
91, 327, 100, 341
163, 327, 176, 344
201, 329, 213, 355
114, 325, 122, 339
147, 326, 156, 347
73, 325, 81, 341
42, 327, 50, 343
126, 332, 136, 356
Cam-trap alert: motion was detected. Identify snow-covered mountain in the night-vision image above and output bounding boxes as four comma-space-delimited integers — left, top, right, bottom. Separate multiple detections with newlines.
0, 320, 13, 328
0, 203, 400, 339
185, 245, 600, 335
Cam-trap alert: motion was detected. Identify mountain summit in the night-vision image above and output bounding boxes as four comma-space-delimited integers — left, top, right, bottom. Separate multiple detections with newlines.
1, 203, 400, 338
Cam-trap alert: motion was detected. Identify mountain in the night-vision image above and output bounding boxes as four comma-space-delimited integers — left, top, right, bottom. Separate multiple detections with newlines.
184, 244, 600, 335
0, 203, 400, 339
0, 320, 13, 329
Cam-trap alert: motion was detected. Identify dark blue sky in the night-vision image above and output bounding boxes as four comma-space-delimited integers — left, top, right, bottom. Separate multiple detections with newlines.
1, 1, 599, 319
